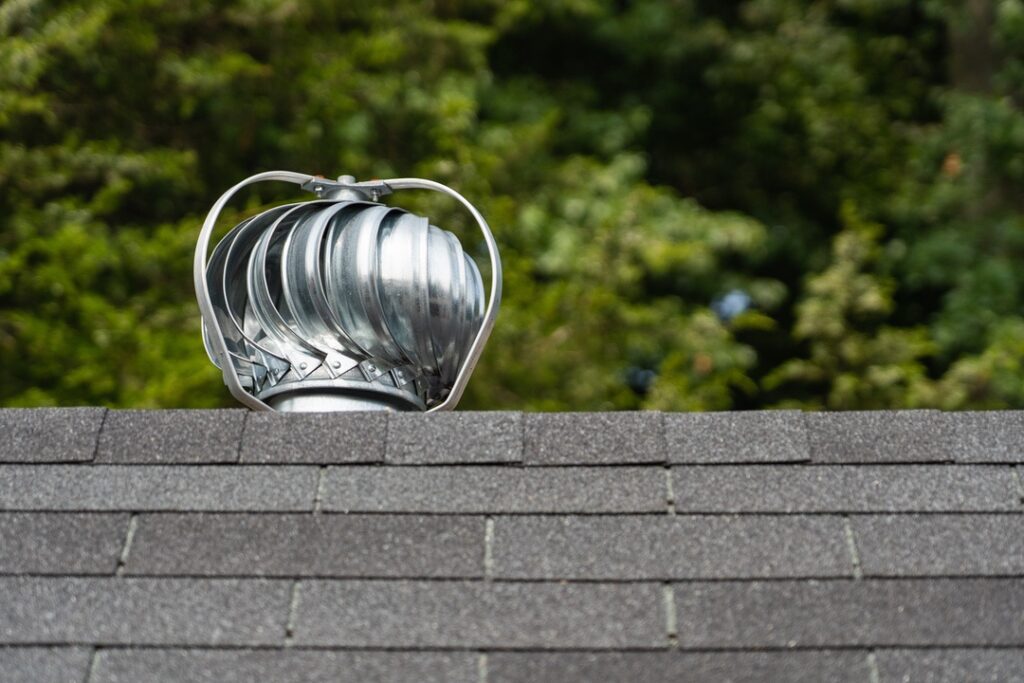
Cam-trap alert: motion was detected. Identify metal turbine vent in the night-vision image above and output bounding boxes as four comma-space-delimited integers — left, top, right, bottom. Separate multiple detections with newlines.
195, 172, 501, 412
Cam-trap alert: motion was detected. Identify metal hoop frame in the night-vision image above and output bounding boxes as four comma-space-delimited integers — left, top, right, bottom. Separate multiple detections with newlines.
194, 172, 502, 412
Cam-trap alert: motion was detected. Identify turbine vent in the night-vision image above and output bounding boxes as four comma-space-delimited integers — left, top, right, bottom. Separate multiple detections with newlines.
195, 173, 501, 412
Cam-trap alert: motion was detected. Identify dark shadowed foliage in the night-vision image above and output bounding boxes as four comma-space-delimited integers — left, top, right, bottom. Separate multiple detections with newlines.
1, 0, 1022, 410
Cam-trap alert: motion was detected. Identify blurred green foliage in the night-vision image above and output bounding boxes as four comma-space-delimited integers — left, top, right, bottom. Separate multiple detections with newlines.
1, 0, 1022, 410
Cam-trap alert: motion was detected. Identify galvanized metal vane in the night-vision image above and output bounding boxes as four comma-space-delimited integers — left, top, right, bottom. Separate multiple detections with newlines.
195, 173, 501, 412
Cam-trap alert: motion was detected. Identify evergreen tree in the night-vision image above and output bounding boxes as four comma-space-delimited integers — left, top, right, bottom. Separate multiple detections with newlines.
1, 0, 1021, 410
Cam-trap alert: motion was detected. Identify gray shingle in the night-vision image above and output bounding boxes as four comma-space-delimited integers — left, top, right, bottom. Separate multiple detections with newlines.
126, 514, 483, 578
322, 466, 665, 513
387, 411, 522, 464
0, 407, 105, 463
523, 412, 666, 465
665, 411, 810, 463
945, 411, 1024, 462
0, 513, 127, 574
6, 407, 1024, 668
673, 465, 1018, 512
0, 577, 290, 645
96, 409, 245, 464
851, 514, 1024, 577
675, 579, 1024, 647
0, 466, 317, 511
92, 649, 476, 683
293, 580, 664, 648
0, 647, 92, 683
875, 649, 1024, 683
806, 410, 954, 463
488, 651, 870, 683
240, 411, 385, 464
492, 515, 851, 580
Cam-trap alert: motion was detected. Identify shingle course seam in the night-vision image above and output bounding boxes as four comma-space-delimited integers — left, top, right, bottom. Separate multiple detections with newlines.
114, 515, 138, 577
866, 650, 880, 683
842, 516, 863, 580
672, 462, 1014, 468
26, 461, 1024, 469
664, 465, 675, 516
477, 652, 488, 683
9, 573, 1024, 583
483, 518, 495, 580
83, 646, 99, 683
313, 467, 327, 513
21, 645, 1024, 652
284, 580, 301, 647
89, 409, 108, 464
0, 643, 923, 653
9, 510, 1024, 516
662, 584, 678, 649
10, 510, 1023, 518
234, 411, 249, 465
11, 643, 1024, 658
1012, 466, 1024, 504
38, 576, 1007, 586
799, 412, 812, 460
658, 411, 667, 463
23, 644, 1024, 654
9, 573, 1024, 585
520, 412, 527, 459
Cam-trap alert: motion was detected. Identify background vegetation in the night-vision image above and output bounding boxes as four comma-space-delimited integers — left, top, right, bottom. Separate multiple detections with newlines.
2, 0, 1023, 410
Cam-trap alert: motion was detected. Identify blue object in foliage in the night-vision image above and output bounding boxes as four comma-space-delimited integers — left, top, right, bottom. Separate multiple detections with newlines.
712, 289, 752, 322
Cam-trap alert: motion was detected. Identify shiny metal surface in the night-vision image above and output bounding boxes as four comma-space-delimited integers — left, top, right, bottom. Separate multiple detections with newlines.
195, 173, 499, 412
265, 392, 406, 412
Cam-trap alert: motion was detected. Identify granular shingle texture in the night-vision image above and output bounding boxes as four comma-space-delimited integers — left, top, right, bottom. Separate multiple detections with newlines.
673, 465, 1018, 512
805, 410, 954, 463
387, 411, 522, 464
665, 410, 810, 463
0, 465, 317, 511
0, 407, 106, 463
491, 515, 851, 579
92, 649, 477, 683
0, 647, 92, 683
850, 514, 1024, 577
944, 410, 1024, 462
322, 465, 666, 513
294, 580, 664, 648
97, 409, 245, 464
674, 578, 1024, 647
0, 577, 290, 645
487, 651, 871, 683
240, 410, 386, 463
3, 408, 1022, 681
125, 514, 484, 578
874, 649, 1024, 683
523, 412, 666, 464
0, 513, 127, 574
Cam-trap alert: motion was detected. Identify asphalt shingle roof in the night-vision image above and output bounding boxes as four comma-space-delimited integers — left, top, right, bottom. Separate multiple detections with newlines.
1, 408, 1023, 682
